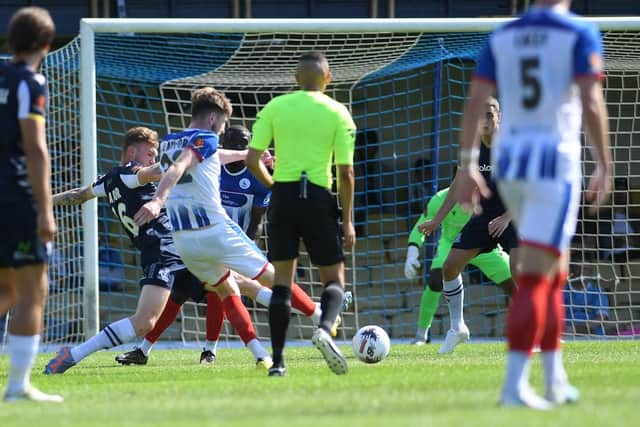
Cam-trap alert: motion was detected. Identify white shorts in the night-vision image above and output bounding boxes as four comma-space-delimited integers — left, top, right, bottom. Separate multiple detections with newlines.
173, 219, 268, 286
497, 178, 580, 256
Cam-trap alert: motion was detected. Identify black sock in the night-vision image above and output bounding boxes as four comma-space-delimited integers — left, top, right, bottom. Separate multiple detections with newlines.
319, 282, 344, 334
268, 285, 291, 366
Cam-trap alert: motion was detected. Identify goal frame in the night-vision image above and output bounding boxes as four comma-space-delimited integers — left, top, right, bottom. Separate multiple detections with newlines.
78, 17, 640, 338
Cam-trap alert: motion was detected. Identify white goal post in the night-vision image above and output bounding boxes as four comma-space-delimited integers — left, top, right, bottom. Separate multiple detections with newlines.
70, 17, 640, 342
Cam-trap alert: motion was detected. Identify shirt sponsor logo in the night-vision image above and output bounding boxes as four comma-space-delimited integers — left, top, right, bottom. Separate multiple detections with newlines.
13, 241, 36, 261
478, 164, 493, 172
194, 138, 204, 148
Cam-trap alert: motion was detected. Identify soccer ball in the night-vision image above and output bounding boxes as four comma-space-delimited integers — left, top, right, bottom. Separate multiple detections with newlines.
352, 325, 390, 364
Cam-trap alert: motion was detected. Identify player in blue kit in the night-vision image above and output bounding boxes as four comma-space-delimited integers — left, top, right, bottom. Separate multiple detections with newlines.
0, 6, 62, 402
454, 0, 612, 408
44, 126, 273, 373
220, 125, 271, 239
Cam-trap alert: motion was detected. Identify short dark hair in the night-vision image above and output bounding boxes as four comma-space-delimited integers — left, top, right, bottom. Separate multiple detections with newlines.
222, 125, 251, 150
8, 7, 55, 54
123, 126, 158, 150
191, 87, 233, 118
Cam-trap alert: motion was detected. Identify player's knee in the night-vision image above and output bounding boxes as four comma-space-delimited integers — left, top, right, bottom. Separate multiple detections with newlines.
214, 283, 235, 299
442, 260, 460, 281
428, 270, 443, 292
0, 283, 18, 306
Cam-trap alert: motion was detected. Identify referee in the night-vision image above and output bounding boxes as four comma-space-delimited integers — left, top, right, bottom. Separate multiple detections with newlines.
246, 51, 356, 377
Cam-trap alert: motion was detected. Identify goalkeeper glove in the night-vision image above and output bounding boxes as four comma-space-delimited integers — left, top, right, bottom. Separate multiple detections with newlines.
404, 245, 421, 279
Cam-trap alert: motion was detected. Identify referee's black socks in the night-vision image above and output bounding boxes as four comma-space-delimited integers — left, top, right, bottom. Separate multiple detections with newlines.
319, 281, 344, 334
268, 285, 292, 366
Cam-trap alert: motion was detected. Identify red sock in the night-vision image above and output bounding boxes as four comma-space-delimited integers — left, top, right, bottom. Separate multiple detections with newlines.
206, 292, 225, 342
540, 271, 568, 351
144, 298, 181, 343
506, 273, 552, 354
291, 283, 316, 317
222, 295, 257, 345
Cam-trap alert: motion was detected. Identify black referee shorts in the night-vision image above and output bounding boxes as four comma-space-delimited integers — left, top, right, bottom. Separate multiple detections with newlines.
452, 209, 518, 254
267, 181, 344, 266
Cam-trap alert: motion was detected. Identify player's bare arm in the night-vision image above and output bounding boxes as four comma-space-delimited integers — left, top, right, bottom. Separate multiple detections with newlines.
246, 147, 274, 188
134, 147, 198, 226
20, 116, 56, 243
218, 148, 248, 165
337, 164, 355, 249
454, 79, 494, 213
136, 163, 163, 185
578, 76, 612, 211
246, 206, 267, 241
136, 151, 252, 187
53, 185, 96, 206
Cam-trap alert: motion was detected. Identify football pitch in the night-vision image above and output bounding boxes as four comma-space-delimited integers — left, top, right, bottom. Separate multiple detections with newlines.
1, 341, 638, 427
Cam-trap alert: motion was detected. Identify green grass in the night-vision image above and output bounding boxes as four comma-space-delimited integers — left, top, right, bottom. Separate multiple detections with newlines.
1, 341, 639, 427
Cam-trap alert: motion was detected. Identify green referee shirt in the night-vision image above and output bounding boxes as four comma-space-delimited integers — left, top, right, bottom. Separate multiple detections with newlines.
408, 188, 472, 247
250, 90, 356, 189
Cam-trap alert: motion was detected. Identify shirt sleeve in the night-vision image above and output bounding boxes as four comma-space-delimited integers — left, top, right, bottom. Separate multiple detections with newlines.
474, 37, 496, 84
17, 73, 48, 121
408, 212, 427, 248
333, 105, 356, 166
425, 193, 442, 221
120, 174, 143, 189
186, 133, 218, 162
407, 193, 441, 248
91, 174, 107, 197
250, 101, 274, 152
573, 23, 604, 80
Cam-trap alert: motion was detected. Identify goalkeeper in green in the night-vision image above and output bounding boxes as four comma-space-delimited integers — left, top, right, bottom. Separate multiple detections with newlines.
404, 187, 515, 344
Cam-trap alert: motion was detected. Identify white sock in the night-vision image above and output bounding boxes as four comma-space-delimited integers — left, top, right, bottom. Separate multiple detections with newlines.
71, 318, 136, 362
415, 327, 428, 341
310, 304, 322, 324
541, 350, 567, 391
443, 275, 465, 330
6, 334, 39, 395
255, 288, 272, 307
204, 340, 218, 354
503, 351, 532, 396
246, 338, 270, 361
139, 338, 154, 356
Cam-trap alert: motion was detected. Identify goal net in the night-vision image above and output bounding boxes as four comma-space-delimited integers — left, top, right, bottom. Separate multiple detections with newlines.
29, 18, 640, 346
